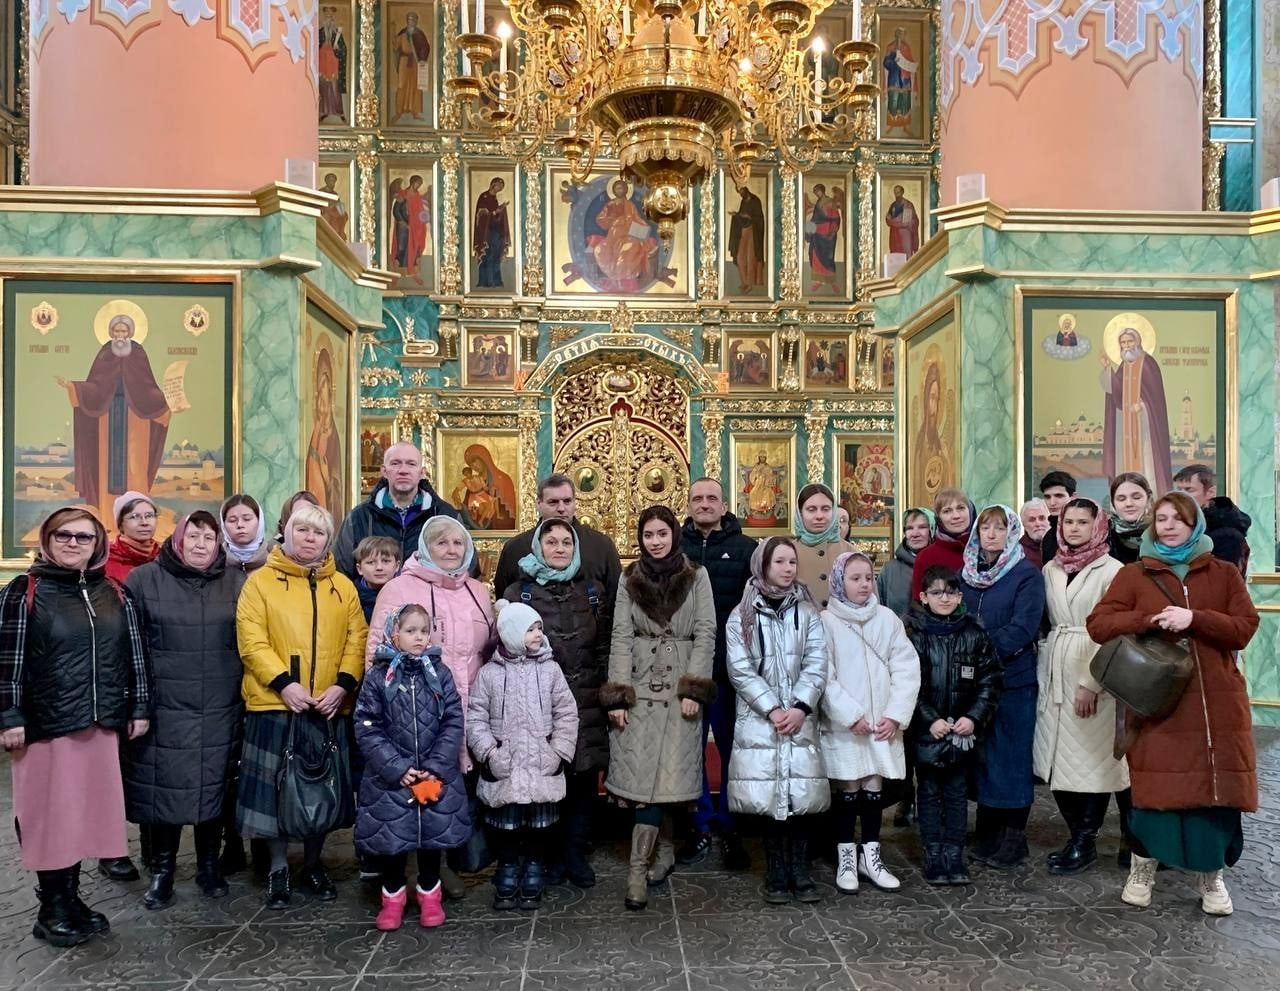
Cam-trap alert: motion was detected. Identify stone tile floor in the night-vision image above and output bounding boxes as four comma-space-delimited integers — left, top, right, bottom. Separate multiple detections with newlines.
1, 728, 1277, 989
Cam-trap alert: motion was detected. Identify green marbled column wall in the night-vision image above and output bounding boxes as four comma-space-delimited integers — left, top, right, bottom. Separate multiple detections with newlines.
0, 194, 384, 577
873, 212, 1280, 717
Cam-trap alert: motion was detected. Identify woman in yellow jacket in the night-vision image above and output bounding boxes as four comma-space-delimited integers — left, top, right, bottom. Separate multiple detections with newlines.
235, 502, 367, 909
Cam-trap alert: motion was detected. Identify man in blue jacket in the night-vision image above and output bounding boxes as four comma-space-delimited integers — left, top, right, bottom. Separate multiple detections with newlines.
678, 477, 756, 868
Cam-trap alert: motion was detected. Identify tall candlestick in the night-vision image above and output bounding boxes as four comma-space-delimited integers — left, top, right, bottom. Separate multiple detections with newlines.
852, 1, 862, 41
475, 0, 485, 33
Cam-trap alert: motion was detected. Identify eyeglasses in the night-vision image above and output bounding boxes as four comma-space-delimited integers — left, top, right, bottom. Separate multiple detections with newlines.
123, 512, 157, 523
51, 530, 96, 546
924, 588, 962, 599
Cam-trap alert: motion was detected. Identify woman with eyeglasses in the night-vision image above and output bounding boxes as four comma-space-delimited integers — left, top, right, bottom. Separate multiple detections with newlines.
0, 509, 152, 946
106, 491, 161, 585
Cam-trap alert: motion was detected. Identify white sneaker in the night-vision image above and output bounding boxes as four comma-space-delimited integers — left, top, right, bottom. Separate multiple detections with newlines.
1196, 871, 1233, 916
835, 843, 859, 894
857, 841, 901, 890
1121, 853, 1158, 907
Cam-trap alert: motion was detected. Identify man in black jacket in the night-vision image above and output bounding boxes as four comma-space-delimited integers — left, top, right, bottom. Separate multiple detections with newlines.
492, 474, 622, 609
678, 477, 756, 868
1174, 463, 1252, 571
333, 442, 461, 579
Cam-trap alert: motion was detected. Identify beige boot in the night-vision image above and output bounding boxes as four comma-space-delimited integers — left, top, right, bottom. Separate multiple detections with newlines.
647, 817, 676, 886
625, 824, 659, 911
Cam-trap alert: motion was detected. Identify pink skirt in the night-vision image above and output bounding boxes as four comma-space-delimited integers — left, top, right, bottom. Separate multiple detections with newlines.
11, 726, 128, 870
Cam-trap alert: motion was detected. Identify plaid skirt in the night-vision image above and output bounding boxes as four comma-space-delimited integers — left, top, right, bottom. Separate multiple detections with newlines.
484, 801, 559, 831
236, 710, 353, 840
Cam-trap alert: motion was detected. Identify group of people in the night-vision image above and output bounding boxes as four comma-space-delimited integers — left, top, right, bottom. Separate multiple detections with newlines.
0, 441, 1260, 948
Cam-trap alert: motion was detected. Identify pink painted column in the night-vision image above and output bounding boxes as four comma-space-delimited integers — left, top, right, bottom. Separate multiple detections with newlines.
939, 1, 1204, 210
29, 1, 318, 189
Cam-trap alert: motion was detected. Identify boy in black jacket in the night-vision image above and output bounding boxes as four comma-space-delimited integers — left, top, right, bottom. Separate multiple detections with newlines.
904, 566, 1001, 885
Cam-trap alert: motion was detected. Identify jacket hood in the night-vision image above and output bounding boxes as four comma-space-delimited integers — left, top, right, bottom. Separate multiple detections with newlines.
265, 545, 337, 579
680, 511, 746, 543
905, 600, 972, 635
893, 541, 919, 567
1204, 496, 1251, 534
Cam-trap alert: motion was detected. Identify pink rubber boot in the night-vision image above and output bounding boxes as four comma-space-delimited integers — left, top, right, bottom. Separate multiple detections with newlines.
417, 882, 446, 927
375, 886, 407, 931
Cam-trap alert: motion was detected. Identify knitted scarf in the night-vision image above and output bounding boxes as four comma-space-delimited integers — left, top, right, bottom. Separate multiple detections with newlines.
793, 484, 842, 547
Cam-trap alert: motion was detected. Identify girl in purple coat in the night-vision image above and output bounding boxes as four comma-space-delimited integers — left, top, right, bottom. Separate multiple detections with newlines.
355, 604, 471, 932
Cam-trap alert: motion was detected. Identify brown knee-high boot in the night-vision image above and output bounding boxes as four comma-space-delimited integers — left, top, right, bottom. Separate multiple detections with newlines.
624, 824, 659, 911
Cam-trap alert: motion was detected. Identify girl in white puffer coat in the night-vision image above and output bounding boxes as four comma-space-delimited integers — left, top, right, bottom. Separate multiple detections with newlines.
820, 552, 920, 894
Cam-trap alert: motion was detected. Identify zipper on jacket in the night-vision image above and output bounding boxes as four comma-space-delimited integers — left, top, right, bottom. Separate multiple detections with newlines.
1184, 583, 1219, 804
79, 572, 99, 721
411, 677, 424, 835
308, 569, 319, 696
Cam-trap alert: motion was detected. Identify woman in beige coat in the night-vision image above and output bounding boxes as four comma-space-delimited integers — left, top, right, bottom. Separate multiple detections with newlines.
1033, 498, 1127, 875
792, 484, 855, 610
601, 507, 716, 911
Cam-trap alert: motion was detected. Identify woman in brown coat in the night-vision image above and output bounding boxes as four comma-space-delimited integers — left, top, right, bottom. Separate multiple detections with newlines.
1086, 491, 1258, 917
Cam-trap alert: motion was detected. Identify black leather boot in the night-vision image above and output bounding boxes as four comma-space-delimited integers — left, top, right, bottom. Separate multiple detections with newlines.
67, 863, 109, 934
97, 856, 140, 881
1047, 791, 1083, 871
943, 844, 971, 885
143, 825, 180, 910
33, 869, 91, 947
787, 833, 821, 904
194, 821, 230, 898
1049, 794, 1106, 876
762, 835, 790, 904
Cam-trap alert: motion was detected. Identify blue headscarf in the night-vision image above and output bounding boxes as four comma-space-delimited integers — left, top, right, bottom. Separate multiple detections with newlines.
794, 484, 843, 547
1139, 497, 1211, 579
373, 604, 444, 700
516, 520, 581, 585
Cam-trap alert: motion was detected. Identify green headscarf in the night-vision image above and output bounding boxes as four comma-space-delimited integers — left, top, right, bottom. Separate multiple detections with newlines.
517, 519, 582, 585
794, 484, 842, 547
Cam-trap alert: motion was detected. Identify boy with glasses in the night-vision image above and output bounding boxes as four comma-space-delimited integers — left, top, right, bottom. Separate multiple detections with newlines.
904, 566, 1001, 886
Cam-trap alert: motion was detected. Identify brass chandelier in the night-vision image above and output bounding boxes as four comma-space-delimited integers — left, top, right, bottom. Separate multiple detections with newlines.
448, 0, 878, 244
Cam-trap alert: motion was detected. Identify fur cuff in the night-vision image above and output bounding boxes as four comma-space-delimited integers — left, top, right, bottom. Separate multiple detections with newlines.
599, 682, 637, 710
677, 675, 717, 705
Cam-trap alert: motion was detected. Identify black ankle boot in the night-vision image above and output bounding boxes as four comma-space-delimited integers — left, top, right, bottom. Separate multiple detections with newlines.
969, 806, 1003, 863
763, 836, 790, 904
1050, 794, 1105, 875
988, 827, 1029, 868
194, 821, 229, 898
33, 869, 91, 947
67, 863, 109, 934
787, 834, 820, 904
143, 825, 179, 910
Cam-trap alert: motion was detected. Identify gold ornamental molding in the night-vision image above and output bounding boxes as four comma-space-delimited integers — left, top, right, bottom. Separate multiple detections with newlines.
524, 332, 716, 394
0, 183, 333, 217
315, 218, 395, 291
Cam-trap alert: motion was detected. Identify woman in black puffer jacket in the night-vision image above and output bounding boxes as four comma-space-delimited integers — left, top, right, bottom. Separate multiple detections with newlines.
501, 518, 610, 888
123, 511, 247, 911
0, 507, 152, 947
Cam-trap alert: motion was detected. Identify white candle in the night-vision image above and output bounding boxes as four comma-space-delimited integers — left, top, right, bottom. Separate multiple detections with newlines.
460, 0, 470, 74
697, 3, 706, 35
813, 37, 824, 89
475, 0, 484, 33
853, 2, 862, 41
623, 5, 630, 36
499, 29, 508, 74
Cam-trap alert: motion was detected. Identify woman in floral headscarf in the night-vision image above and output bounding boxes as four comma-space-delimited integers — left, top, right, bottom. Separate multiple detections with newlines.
820, 552, 919, 894
959, 504, 1046, 868
1033, 498, 1127, 876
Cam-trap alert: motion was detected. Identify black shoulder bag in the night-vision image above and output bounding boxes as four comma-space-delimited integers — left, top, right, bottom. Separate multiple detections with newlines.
276, 654, 352, 838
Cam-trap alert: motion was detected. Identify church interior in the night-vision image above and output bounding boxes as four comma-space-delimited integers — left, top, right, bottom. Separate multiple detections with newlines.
0, 0, 1279, 987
